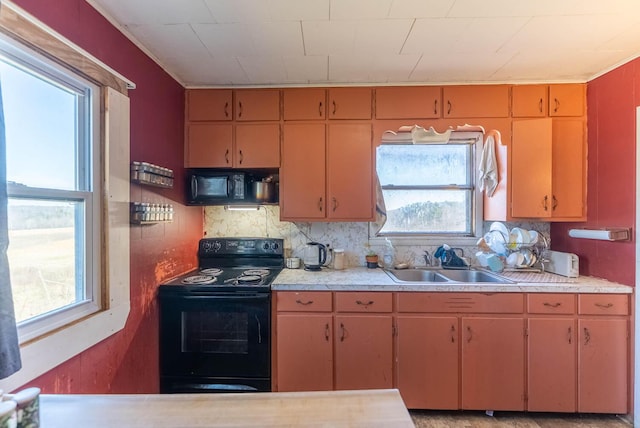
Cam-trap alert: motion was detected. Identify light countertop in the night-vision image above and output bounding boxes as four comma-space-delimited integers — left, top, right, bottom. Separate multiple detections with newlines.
272, 266, 633, 294
40, 389, 414, 428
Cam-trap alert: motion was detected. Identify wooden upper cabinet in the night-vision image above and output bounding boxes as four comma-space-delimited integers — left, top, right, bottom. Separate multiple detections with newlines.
551, 119, 585, 219
235, 89, 280, 121
512, 85, 547, 117
186, 89, 232, 121
375, 86, 441, 119
443, 85, 510, 118
185, 123, 233, 168
549, 84, 585, 117
328, 88, 372, 119
234, 123, 280, 168
283, 88, 326, 120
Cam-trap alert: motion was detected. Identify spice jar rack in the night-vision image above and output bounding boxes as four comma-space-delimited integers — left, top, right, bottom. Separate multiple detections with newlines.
130, 161, 174, 188
130, 202, 174, 225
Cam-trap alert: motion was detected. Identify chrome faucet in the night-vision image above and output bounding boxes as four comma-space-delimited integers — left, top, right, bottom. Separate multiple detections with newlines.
423, 250, 433, 266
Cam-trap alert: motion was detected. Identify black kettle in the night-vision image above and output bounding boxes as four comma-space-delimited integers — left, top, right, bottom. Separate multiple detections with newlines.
303, 242, 327, 271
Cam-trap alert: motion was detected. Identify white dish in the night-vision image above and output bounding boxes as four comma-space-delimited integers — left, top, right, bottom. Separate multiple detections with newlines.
489, 222, 509, 241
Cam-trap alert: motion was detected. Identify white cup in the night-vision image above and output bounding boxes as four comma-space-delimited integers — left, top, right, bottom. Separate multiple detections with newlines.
286, 257, 300, 269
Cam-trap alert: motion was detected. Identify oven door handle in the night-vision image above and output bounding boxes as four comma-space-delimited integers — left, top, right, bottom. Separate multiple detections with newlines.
166, 294, 270, 301
173, 383, 260, 393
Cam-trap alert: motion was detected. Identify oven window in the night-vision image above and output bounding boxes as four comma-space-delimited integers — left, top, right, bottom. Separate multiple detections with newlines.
181, 311, 249, 354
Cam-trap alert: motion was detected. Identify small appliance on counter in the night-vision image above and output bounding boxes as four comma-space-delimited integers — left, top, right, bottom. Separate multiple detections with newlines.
544, 250, 579, 278
303, 242, 328, 271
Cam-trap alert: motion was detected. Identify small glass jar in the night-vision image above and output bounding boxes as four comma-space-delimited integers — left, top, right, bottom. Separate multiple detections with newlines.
333, 249, 345, 270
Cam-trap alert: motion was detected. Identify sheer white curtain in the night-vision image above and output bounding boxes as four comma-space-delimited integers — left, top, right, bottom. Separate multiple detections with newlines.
0, 78, 21, 379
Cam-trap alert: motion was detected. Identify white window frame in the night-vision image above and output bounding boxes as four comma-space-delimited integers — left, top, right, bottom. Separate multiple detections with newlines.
2, 34, 103, 343
0, 0, 132, 392
369, 131, 484, 247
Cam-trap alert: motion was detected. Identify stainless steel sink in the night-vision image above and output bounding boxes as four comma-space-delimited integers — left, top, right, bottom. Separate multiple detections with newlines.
384, 269, 451, 283
384, 268, 514, 284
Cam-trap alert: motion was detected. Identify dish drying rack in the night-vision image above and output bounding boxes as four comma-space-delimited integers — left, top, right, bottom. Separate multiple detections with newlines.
484, 229, 550, 273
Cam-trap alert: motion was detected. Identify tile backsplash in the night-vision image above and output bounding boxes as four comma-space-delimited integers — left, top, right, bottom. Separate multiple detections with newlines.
203, 206, 550, 269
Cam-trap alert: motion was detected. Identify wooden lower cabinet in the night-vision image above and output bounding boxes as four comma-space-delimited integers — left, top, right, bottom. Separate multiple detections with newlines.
461, 317, 525, 411
334, 315, 393, 390
396, 316, 459, 409
578, 318, 628, 413
527, 318, 577, 412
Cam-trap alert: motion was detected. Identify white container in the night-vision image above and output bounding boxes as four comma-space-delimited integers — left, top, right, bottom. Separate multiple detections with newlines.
286, 257, 300, 269
333, 249, 345, 270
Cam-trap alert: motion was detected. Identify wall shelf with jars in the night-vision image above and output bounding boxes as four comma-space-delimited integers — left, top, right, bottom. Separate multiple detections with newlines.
130, 161, 174, 188
130, 202, 174, 225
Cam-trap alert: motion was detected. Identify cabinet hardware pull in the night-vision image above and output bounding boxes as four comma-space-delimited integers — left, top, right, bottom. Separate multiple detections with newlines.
340, 323, 346, 342
552, 195, 558, 210
539, 98, 543, 113
450, 325, 456, 343
319, 101, 323, 117
238, 101, 243, 118
543, 302, 561, 308
434, 99, 438, 115
466, 326, 472, 343
595, 303, 614, 309
224, 101, 229, 117
256, 315, 262, 344
325, 323, 330, 341
332, 100, 337, 115
568, 326, 572, 344
447, 100, 452, 115
584, 327, 590, 345
554, 98, 560, 113
332, 197, 338, 212
225, 149, 230, 164
392, 324, 397, 337
239, 150, 243, 164
318, 197, 323, 212
543, 195, 549, 211
356, 300, 374, 307
295, 299, 313, 305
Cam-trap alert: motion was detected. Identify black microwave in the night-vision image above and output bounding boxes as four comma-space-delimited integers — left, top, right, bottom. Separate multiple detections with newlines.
188, 171, 249, 205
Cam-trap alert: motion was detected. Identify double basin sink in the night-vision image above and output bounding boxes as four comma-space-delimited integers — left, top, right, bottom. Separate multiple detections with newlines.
384, 267, 514, 284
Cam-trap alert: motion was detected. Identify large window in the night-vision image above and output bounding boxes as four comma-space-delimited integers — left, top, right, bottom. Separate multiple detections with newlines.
375, 136, 483, 238
1, 36, 101, 343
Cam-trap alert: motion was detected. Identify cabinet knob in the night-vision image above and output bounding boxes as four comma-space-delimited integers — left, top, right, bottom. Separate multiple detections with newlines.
224, 101, 229, 118
319, 101, 323, 117
554, 98, 560, 113
295, 299, 313, 306
332, 197, 338, 212
332, 100, 337, 115
225, 149, 230, 164
318, 197, 323, 212
239, 150, 243, 165
238, 101, 243, 118
447, 100, 452, 115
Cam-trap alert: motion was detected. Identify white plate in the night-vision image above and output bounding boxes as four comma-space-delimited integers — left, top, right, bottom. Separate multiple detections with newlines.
489, 222, 509, 241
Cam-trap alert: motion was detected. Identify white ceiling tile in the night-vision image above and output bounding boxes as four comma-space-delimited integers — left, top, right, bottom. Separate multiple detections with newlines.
329, 54, 421, 83
267, 0, 330, 20
447, 0, 575, 18
172, 57, 250, 86
330, 0, 394, 20
127, 24, 210, 63
410, 50, 513, 82
283, 56, 328, 82
96, 0, 214, 25
303, 21, 357, 55
448, 17, 529, 53
203, 0, 271, 23
402, 18, 475, 54
354, 20, 413, 54
237, 56, 288, 83
192, 23, 255, 56
388, 0, 455, 18
248, 22, 304, 56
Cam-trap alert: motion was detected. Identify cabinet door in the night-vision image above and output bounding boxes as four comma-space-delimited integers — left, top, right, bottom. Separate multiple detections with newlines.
549, 84, 584, 117
235, 89, 280, 121
396, 316, 459, 410
578, 318, 628, 413
185, 123, 233, 168
443, 85, 510, 118
375, 86, 441, 119
326, 123, 373, 220
186, 89, 232, 121
461, 317, 525, 411
527, 318, 576, 412
334, 315, 393, 390
512, 85, 547, 117
329, 88, 372, 119
276, 314, 333, 392
280, 123, 326, 219
511, 118, 553, 218
283, 88, 325, 120
551, 119, 585, 219
234, 124, 280, 168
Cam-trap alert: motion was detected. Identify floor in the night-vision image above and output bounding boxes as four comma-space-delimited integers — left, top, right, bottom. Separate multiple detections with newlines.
409, 410, 632, 427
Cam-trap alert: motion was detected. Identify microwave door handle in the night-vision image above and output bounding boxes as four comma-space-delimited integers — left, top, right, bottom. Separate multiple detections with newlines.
191, 176, 198, 200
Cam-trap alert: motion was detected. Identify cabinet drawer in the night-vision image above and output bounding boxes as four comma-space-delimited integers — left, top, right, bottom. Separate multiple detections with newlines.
335, 292, 393, 312
527, 294, 576, 314
277, 291, 332, 312
397, 292, 523, 313
578, 294, 628, 316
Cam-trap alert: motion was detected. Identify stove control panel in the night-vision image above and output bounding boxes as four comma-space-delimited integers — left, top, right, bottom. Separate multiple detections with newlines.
199, 238, 284, 256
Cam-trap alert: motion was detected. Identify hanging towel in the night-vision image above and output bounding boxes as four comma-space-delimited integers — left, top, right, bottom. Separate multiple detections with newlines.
372, 174, 387, 235
478, 131, 500, 197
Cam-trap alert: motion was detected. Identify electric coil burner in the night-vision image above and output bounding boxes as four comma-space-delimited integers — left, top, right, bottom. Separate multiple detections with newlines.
159, 237, 283, 394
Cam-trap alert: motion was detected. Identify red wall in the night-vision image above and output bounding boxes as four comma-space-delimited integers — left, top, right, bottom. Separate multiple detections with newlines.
551, 59, 638, 286
11, 0, 203, 392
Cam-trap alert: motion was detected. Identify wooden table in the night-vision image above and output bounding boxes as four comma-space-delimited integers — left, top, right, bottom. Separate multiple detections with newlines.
40, 389, 415, 427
